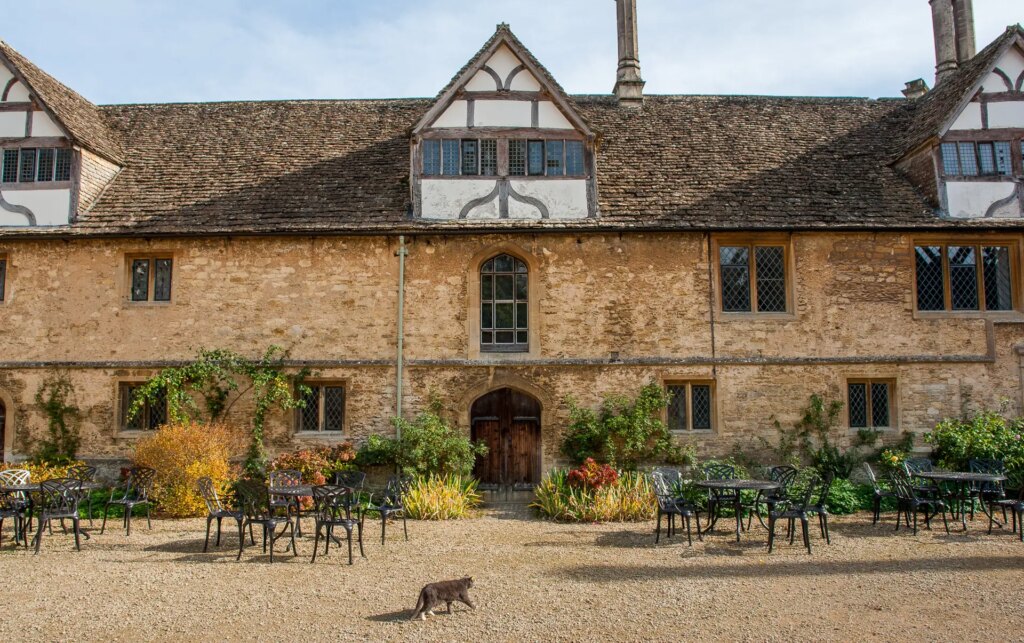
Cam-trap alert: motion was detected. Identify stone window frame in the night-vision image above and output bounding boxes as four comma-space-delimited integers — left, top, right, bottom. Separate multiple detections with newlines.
467, 243, 542, 361
121, 251, 177, 307
844, 377, 898, 432
293, 380, 349, 437
664, 380, 717, 434
910, 235, 1022, 318
711, 233, 797, 319
117, 380, 168, 436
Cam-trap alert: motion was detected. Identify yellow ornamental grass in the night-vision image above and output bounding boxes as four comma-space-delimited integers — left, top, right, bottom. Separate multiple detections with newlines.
402, 474, 482, 520
132, 421, 244, 518
532, 470, 656, 522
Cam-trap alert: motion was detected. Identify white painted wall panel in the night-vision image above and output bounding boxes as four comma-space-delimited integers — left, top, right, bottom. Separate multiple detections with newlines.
507, 194, 544, 219
0, 111, 26, 137
433, 100, 468, 128
510, 179, 589, 219
948, 103, 982, 130
421, 179, 497, 219
6, 81, 30, 102
31, 111, 64, 137
486, 46, 521, 80
946, 182, 1018, 219
981, 71, 1012, 93
466, 70, 498, 91
508, 71, 540, 92
474, 100, 531, 127
1, 188, 72, 226
0, 67, 11, 86
987, 101, 1024, 128
996, 47, 1024, 85
537, 101, 573, 129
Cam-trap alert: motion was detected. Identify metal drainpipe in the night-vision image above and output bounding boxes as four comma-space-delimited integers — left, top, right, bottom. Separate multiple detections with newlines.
395, 235, 408, 439
705, 233, 717, 378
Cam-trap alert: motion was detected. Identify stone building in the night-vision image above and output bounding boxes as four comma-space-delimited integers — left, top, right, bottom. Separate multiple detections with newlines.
0, 1, 1023, 482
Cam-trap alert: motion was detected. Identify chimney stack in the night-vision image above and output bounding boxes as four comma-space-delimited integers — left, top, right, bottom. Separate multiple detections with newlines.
930, 0, 959, 84
902, 78, 930, 99
613, 0, 645, 106
952, 0, 976, 62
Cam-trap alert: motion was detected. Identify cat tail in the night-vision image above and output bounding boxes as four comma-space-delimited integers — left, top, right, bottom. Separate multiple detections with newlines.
410, 591, 425, 621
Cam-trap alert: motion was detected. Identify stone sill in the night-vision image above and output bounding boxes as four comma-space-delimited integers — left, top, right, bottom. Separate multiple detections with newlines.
292, 432, 347, 441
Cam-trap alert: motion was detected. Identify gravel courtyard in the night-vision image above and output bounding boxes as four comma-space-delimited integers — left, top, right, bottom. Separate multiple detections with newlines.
0, 507, 1020, 642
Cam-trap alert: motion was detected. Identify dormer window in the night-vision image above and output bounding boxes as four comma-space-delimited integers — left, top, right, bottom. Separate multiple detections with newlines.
510, 140, 585, 177
423, 139, 499, 177
940, 141, 1013, 177
1, 148, 72, 184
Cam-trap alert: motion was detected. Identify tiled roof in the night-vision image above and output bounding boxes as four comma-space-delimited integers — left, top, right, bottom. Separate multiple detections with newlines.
0, 40, 125, 164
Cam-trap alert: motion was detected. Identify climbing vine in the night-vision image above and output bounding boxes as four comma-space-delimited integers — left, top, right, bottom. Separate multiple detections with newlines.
129, 346, 310, 475
33, 371, 81, 464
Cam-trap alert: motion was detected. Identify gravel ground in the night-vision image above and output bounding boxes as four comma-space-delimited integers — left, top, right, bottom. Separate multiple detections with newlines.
0, 507, 1021, 642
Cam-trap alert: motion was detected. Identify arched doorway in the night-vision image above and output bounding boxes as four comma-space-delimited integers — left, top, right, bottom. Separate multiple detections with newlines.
470, 388, 541, 486
0, 400, 6, 463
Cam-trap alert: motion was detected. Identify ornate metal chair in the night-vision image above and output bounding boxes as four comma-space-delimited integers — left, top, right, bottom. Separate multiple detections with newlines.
311, 485, 365, 564
986, 481, 1023, 539
67, 464, 98, 524
903, 457, 937, 498
702, 463, 740, 528
650, 468, 701, 546
100, 466, 156, 536
197, 477, 244, 552
334, 470, 367, 491
862, 462, 897, 525
236, 480, 297, 563
768, 477, 819, 554
750, 465, 799, 529
0, 469, 31, 539
889, 469, 949, 535
370, 475, 412, 546
32, 478, 83, 554
268, 469, 305, 535
805, 470, 834, 545
0, 487, 27, 549
968, 459, 1006, 519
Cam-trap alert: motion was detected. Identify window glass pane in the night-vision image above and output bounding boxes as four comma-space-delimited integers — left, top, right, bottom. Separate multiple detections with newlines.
515, 273, 528, 300
914, 246, 945, 311
148, 387, 168, 430
515, 259, 527, 273
940, 142, 960, 175
19, 149, 36, 183
461, 140, 479, 176
848, 383, 868, 428
480, 139, 497, 176
481, 274, 493, 300
482, 331, 493, 344
754, 246, 786, 312
527, 141, 545, 175
131, 259, 150, 302
153, 259, 172, 301
516, 331, 528, 344
565, 141, 585, 176
123, 385, 142, 431
0, 258, 5, 301
441, 140, 460, 176
36, 148, 54, 182
957, 143, 978, 176
691, 385, 712, 431
719, 246, 751, 312
545, 140, 564, 176
508, 140, 527, 176
482, 258, 493, 273
870, 383, 890, 428
667, 385, 687, 432
495, 303, 514, 329
323, 387, 345, 432
494, 275, 513, 300
982, 246, 1012, 311
481, 303, 493, 329
493, 254, 513, 272
495, 330, 515, 344
300, 386, 319, 432
948, 245, 979, 310
54, 149, 72, 181
422, 140, 441, 176
1, 150, 18, 183
994, 142, 1012, 176
515, 302, 528, 329
977, 143, 996, 175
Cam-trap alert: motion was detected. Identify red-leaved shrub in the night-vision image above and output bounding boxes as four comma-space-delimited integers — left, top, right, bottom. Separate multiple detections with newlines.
567, 458, 619, 490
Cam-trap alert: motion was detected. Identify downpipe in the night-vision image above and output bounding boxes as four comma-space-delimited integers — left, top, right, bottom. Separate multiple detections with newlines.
395, 235, 408, 440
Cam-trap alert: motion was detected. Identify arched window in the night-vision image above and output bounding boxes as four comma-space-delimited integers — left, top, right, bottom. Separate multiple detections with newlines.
480, 254, 528, 352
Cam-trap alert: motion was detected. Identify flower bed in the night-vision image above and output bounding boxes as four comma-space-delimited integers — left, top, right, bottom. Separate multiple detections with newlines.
533, 462, 655, 522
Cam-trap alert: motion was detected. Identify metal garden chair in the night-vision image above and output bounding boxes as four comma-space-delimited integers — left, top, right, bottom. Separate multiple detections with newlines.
236, 480, 297, 563
862, 462, 897, 525
890, 469, 949, 535
197, 477, 244, 552
67, 464, 98, 524
268, 469, 305, 535
768, 477, 819, 554
310, 485, 365, 565
805, 470, 834, 545
369, 476, 412, 546
0, 487, 27, 549
100, 466, 156, 536
750, 465, 799, 529
32, 478, 83, 554
0, 469, 31, 540
650, 468, 701, 546
702, 463, 739, 527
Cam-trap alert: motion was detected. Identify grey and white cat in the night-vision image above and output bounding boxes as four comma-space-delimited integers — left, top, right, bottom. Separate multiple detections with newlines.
410, 577, 476, 621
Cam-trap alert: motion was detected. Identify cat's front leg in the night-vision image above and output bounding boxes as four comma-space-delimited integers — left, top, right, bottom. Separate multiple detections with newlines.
446, 601, 453, 614
461, 594, 476, 609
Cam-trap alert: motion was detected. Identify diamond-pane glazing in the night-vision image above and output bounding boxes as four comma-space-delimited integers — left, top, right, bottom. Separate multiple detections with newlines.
720, 247, 751, 312
149, 387, 168, 429
848, 383, 867, 428
915, 246, 944, 311
755, 246, 786, 312
983, 246, 1012, 311
948, 246, 979, 310
131, 259, 150, 302
870, 383, 889, 428
154, 259, 172, 301
323, 387, 345, 432
667, 386, 687, 432
691, 385, 712, 430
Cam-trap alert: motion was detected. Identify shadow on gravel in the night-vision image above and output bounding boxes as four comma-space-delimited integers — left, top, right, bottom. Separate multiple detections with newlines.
553, 554, 1022, 583
366, 609, 415, 623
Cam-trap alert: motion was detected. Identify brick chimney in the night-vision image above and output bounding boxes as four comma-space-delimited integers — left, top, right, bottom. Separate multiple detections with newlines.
902, 78, 930, 99
613, 0, 645, 106
930, 0, 959, 84
952, 0, 976, 62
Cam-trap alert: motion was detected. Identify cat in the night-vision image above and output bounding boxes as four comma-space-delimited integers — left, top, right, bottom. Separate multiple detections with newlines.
410, 577, 476, 621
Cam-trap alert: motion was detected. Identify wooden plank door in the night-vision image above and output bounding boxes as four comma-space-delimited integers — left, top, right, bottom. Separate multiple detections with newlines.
509, 418, 540, 484
471, 417, 502, 484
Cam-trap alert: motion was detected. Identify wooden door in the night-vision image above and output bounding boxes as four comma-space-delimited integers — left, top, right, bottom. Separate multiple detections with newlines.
470, 388, 541, 485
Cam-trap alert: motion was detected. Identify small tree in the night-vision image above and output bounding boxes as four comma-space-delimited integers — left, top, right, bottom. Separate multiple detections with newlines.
33, 371, 81, 464
390, 400, 488, 477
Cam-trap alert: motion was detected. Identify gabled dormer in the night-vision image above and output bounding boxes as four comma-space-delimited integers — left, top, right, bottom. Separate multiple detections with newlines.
410, 24, 597, 220
0, 40, 122, 227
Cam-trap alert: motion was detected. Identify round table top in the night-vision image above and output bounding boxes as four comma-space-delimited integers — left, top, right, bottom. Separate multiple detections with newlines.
914, 471, 1007, 483
2, 481, 105, 492
694, 479, 781, 491
268, 485, 315, 497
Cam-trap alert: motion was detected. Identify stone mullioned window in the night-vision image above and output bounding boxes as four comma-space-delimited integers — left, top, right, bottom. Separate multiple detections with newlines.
718, 243, 789, 314
666, 382, 714, 433
297, 384, 346, 433
914, 242, 1015, 312
422, 138, 585, 177
847, 379, 894, 430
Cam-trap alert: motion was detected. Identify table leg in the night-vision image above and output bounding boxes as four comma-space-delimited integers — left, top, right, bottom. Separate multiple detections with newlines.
734, 499, 742, 542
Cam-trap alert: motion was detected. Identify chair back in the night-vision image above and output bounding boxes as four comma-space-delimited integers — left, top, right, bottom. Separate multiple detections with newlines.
862, 462, 881, 490
268, 469, 302, 504
650, 470, 684, 511
382, 475, 413, 506
814, 471, 834, 507
904, 457, 933, 475
703, 463, 736, 481
767, 465, 799, 498
118, 466, 156, 502
0, 469, 30, 501
235, 480, 272, 520
196, 477, 225, 514
333, 470, 367, 490
312, 485, 357, 522
39, 478, 83, 516
67, 465, 97, 482
969, 458, 1005, 494
888, 470, 917, 501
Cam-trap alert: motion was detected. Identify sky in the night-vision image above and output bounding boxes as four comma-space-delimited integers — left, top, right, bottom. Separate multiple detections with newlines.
2, 0, 1021, 104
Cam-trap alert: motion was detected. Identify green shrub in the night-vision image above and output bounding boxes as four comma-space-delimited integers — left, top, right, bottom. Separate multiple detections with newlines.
403, 474, 481, 520
532, 469, 656, 522
389, 401, 487, 477
355, 434, 399, 468
926, 411, 1024, 481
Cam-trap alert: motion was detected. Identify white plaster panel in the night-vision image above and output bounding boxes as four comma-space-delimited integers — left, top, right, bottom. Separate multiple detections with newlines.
987, 101, 1024, 128
31, 111, 64, 137
510, 179, 589, 219
981, 71, 1013, 93
473, 100, 531, 127
948, 103, 982, 130
945, 182, 1019, 219
466, 70, 499, 91
507, 194, 543, 219
433, 100, 468, 128
421, 179, 497, 219
0, 111, 26, 136
983, 48, 1024, 92
1, 188, 72, 226
508, 70, 541, 92
486, 46, 522, 81
465, 199, 501, 219
0, 67, 11, 86
537, 101, 573, 129
6, 81, 30, 102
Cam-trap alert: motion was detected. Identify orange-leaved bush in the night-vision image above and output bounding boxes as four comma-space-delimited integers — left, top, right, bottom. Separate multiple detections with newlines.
132, 421, 244, 518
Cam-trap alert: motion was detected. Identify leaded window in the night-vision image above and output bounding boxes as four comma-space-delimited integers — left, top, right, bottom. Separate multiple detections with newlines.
719, 244, 788, 313
1, 150, 17, 183
941, 141, 1013, 177
0, 147, 73, 183
37, 148, 54, 182
848, 380, 893, 429
509, 140, 527, 176
545, 140, 564, 176
121, 383, 167, 431
298, 384, 346, 433
527, 140, 545, 175
18, 149, 35, 183
129, 257, 173, 303
461, 139, 479, 176
667, 382, 714, 432
480, 139, 498, 176
54, 149, 72, 181
515, 139, 585, 177
422, 140, 441, 176
480, 253, 528, 352
914, 243, 1013, 312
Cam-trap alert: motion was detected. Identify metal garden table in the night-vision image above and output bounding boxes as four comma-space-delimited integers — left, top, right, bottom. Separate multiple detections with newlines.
1, 481, 106, 541
694, 479, 780, 542
914, 471, 1007, 530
